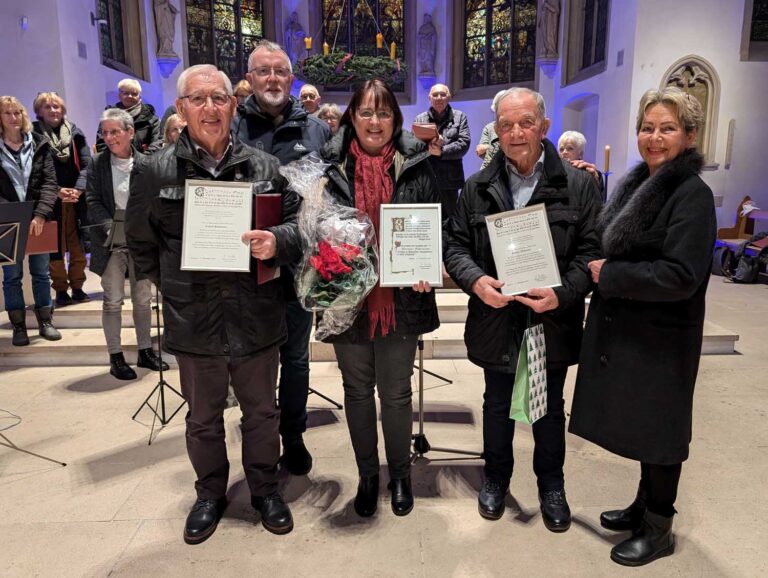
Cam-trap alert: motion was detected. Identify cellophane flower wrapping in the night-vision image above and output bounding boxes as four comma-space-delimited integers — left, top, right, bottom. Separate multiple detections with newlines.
279, 153, 379, 340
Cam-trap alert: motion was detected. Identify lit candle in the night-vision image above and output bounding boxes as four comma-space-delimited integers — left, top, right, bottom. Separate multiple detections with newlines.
323, 41, 329, 55
376, 33, 384, 49
304, 36, 312, 50
390, 41, 396, 60
604, 145, 611, 173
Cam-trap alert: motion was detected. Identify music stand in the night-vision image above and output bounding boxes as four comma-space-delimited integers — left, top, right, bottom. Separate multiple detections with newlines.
132, 287, 185, 445
0, 202, 33, 265
411, 335, 483, 461
0, 411, 66, 466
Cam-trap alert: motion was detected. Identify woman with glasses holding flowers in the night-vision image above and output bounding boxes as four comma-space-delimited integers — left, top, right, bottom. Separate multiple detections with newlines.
320, 80, 440, 519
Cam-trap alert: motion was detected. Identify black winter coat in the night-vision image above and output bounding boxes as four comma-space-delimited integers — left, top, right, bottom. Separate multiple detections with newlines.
413, 105, 470, 190
569, 150, 716, 464
0, 132, 58, 220
125, 132, 302, 358
95, 102, 162, 154
318, 126, 441, 343
33, 121, 92, 260
443, 139, 601, 372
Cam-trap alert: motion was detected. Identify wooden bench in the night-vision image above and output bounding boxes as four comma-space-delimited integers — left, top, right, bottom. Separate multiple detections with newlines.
717, 196, 755, 252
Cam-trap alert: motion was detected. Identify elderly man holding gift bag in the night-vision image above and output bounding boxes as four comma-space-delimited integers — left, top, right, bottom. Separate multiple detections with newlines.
444, 87, 600, 531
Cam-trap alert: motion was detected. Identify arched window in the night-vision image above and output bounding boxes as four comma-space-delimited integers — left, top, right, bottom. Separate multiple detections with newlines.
97, 0, 147, 79
741, 0, 768, 61
184, 0, 264, 83
461, 0, 537, 89
564, 0, 610, 85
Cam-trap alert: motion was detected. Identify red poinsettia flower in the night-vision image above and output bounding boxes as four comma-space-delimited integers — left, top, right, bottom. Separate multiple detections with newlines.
309, 240, 354, 281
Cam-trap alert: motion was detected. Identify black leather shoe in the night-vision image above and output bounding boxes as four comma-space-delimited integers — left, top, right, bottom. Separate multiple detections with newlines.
184, 497, 227, 545
478, 479, 507, 520
388, 476, 414, 516
136, 347, 170, 371
610, 511, 675, 566
55, 291, 73, 307
71, 288, 91, 302
354, 474, 379, 517
109, 352, 137, 380
539, 489, 571, 532
601, 487, 648, 531
281, 439, 313, 476
252, 491, 293, 534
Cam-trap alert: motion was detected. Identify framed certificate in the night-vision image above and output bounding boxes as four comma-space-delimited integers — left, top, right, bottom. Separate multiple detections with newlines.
485, 203, 562, 296
181, 180, 253, 272
379, 203, 443, 287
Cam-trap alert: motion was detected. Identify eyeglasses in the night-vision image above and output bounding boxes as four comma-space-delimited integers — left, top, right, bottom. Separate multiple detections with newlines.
430, 91, 449, 98
357, 109, 394, 121
180, 92, 232, 107
102, 128, 126, 138
119, 90, 140, 97
300, 93, 318, 101
249, 66, 291, 79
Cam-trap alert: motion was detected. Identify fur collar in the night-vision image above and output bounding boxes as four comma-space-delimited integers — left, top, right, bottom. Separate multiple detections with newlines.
599, 149, 704, 257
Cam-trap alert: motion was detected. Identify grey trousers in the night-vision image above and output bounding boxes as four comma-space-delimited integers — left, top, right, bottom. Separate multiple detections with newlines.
333, 334, 418, 479
177, 346, 280, 499
100, 250, 152, 355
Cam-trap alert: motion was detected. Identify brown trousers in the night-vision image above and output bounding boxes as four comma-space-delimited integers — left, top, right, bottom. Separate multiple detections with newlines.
49, 202, 86, 291
177, 346, 280, 500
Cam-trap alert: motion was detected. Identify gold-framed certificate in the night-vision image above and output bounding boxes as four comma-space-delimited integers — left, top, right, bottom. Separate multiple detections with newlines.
379, 203, 443, 287
181, 180, 253, 272
485, 203, 562, 296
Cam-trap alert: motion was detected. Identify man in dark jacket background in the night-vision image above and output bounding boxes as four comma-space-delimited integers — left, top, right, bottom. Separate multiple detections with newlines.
232, 39, 331, 477
413, 84, 470, 218
444, 87, 601, 532
95, 78, 162, 154
126, 64, 302, 545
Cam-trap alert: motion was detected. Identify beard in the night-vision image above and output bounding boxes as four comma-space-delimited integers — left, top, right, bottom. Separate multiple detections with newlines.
256, 88, 288, 111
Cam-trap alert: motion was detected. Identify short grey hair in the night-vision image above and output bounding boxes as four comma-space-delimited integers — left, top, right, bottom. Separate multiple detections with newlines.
117, 78, 141, 94
317, 102, 342, 120
100, 108, 134, 130
176, 64, 233, 98
636, 86, 704, 135
496, 87, 547, 121
247, 39, 293, 73
491, 89, 507, 112
558, 131, 587, 152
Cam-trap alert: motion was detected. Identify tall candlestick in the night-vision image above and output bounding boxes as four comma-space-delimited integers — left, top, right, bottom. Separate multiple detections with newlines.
390, 41, 396, 60
304, 36, 312, 50
376, 33, 384, 49
323, 41, 329, 55
604, 145, 611, 173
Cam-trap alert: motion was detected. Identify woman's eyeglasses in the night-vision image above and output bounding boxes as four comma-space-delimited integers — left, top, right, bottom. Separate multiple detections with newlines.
357, 109, 394, 121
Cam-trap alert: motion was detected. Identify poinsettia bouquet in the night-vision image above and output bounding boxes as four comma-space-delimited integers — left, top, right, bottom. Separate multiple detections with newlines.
279, 154, 379, 339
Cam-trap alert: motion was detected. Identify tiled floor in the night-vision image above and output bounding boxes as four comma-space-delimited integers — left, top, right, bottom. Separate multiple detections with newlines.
1, 277, 766, 577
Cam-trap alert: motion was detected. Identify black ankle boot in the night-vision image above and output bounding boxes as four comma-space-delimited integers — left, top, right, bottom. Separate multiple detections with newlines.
34, 306, 61, 341
110, 352, 137, 380
184, 497, 227, 545
478, 479, 508, 520
8, 310, 29, 346
71, 288, 91, 302
252, 491, 293, 534
388, 475, 414, 516
601, 486, 648, 531
354, 474, 379, 517
610, 510, 675, 566
136, 347, 169, 371
55, 291, 73, 307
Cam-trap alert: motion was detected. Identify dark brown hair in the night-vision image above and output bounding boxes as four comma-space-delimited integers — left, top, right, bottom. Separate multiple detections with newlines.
339, 80, 403, 136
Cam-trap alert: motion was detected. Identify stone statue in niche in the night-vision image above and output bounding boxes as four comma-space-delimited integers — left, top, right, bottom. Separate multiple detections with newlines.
537, 0, 560, 59
154, 0, 179, 58
667, 65, 710, 153
284, 11, 306, 66
417, 14, 437, 76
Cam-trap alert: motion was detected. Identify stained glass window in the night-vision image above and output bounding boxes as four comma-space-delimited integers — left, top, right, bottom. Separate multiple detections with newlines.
752, 0, 768, 42
185, 0, 264, 83
322, 0, 406, 92
463, 0, 536, 89
581, 0, 609, 70
98, 0, 127, 67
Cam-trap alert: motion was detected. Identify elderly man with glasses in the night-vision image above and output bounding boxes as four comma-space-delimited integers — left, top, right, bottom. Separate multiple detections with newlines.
232, 39, 331, 479
126, 64, 302, 544
298, 84, 321, 115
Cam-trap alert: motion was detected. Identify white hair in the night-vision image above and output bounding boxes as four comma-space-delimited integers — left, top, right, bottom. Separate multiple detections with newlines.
558, 131, 587, 152
100, 108, 134, 130
496, 87, 547, 120
176, 64, 233, 98
491, 89, 507, 112
117, 78, 141, 93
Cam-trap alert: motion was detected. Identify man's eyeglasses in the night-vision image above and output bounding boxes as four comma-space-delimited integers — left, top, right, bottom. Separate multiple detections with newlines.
300, 93, 318, 101
180, 92, 232, 107
249, 66, 291, 79
357, 109, 394, 121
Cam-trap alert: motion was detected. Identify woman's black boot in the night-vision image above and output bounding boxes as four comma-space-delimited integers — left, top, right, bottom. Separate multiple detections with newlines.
353, 474, 379, 517
388, 475, 414, 516
600, 486, 647, 531
610, 511, 675, 566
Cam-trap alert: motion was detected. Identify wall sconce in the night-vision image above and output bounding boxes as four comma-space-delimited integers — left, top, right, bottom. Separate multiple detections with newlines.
19, 16, 29, 31
90, 12, 108, 27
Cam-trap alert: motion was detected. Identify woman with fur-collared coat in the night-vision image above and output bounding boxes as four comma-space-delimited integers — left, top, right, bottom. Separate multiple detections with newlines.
569, 88, 716, 567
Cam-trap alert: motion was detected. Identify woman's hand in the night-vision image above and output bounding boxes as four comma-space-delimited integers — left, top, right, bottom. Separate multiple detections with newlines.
588, 259, 606, 283
476, 144, 489, 158
30, 216, 45, 236
412, 280, 432, 293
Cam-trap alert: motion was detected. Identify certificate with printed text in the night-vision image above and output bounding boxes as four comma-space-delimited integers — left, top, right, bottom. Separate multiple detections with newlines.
485, 204, 561, 296
181, 180, 253, 272
379, 203, 443, 287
